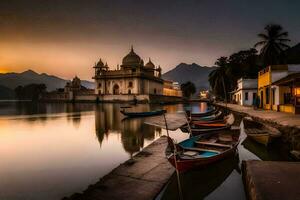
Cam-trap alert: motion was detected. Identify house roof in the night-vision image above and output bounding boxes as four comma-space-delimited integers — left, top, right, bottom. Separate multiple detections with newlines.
272, 72, 300, 86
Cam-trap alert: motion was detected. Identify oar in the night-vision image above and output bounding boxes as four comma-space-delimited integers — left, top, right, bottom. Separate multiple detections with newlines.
163, 113, 183, 200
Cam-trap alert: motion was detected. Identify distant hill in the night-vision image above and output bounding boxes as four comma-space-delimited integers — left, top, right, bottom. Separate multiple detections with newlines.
0, 70, 94, 93
286, 43, 300, 64
162, 63, 217, 92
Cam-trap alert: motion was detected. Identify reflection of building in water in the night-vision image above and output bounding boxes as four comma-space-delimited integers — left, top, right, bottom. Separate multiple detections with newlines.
94, 104, 161, 154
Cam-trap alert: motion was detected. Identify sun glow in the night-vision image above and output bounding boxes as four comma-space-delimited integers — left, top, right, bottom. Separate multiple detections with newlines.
0, 68, 8, 73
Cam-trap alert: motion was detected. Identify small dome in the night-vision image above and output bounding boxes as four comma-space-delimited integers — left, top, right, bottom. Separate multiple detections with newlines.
145, 58, 155, 69
95, 59, 105, 68
122, 46, 143, 66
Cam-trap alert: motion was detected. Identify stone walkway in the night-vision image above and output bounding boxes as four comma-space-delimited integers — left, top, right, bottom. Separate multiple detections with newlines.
216, 103, 300, 129
242, 160, 300, 200
63, 136, 174, 200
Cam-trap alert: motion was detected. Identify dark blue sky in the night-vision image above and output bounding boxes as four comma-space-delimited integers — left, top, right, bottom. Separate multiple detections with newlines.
0, 0, 299, 79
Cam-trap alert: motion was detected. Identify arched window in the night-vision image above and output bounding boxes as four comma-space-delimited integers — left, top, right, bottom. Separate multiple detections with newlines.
154, 88, 157, 94
128, 89, 131, 94
113, 84, 120, 95
98, 83, 101, 88
99, 90, 101, 94
128, 81, 133, 87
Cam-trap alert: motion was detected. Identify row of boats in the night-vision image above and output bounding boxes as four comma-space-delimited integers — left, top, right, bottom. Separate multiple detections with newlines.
167, 108, 282, 172
121, 106, 282, 172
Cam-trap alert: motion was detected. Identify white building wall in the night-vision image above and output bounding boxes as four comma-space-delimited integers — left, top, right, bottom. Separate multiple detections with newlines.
241, 90, 257, 106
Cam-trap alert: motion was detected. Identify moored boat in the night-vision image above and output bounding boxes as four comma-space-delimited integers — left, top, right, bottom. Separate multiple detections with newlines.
190, 109, 218, 118
191, 110, 223, 121
181, 113, 235, 135
243, 117, 281, 146
120, 109, 166, 117
166, 129, 240, 172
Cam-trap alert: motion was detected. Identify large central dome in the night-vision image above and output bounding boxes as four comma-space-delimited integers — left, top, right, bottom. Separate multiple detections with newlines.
122, 47, 143, 66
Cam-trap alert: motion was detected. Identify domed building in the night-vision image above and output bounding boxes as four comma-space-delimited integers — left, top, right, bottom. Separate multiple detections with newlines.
93, 47, 163, 101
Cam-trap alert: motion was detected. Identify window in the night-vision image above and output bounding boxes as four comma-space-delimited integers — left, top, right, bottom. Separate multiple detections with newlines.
266, 87, 270, 104
98, 83, 101, 88
154, 88, 157, 94
99, 90, 101, 94
245, 92, 248, 101
128, 81, 133, 87
128, 89, 131, 94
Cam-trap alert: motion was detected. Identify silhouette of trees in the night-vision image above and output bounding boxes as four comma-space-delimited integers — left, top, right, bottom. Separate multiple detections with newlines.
209, 23, 291, 100
180, 81, 196, 98
254, 24, 290, 65
209, 57, 229, 100
15, 84, 46, 101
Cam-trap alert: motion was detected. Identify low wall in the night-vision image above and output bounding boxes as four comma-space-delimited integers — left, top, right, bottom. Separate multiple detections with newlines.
98, 94, 149, 103
149, 94, 183, 104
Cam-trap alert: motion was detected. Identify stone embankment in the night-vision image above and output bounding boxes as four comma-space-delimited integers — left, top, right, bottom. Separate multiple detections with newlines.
63, 136, 174, 200
215, 102, 300, 154
242, 160, 300, 200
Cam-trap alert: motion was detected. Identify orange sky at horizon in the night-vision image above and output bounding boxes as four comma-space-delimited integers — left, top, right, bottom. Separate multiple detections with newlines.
0, 40, 221, 81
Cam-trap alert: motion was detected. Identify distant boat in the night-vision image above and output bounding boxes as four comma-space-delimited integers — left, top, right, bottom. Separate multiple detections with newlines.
120, 109, 166, 117
243, 117, 281, 146
166, 129, 240, 172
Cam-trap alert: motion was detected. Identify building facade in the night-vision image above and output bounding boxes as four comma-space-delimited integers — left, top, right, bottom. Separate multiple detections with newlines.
41, 76, 95, 101
163, 80, 182, 97
231, 78, 257, 106
93, 47, 163, 101
257, 64, 300, 113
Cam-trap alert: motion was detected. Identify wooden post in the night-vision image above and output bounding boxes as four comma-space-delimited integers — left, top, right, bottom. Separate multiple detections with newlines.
163, 113, 183, 200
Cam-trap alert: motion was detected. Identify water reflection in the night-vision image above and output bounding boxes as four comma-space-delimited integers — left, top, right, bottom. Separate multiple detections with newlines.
160, 155, 240, 200
94, 104, 163, 155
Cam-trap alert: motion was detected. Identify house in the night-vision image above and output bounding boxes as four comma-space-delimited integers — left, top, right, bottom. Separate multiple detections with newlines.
231, 78, 257, 106
257, 64, 300, 113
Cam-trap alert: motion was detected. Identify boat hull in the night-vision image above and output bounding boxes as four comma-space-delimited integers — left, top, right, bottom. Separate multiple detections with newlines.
247, 133, 271, 146
120, 110, 166, 117
167, 144, 238, 172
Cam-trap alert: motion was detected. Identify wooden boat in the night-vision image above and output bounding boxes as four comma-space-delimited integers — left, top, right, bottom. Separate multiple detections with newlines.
190, 109, 218, 118
120, 109, 166, 117
181, 113, 235, 135
243, 117, 281, 146
191, 110, 223, 121
166, 129, 240, 172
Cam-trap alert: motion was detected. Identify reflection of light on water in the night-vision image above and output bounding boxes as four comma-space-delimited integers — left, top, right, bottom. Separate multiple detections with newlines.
189, 102, 209, 113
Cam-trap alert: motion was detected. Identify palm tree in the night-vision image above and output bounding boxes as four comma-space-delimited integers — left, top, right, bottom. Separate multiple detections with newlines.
208, 57, 229, 101
254, 24, 290, 65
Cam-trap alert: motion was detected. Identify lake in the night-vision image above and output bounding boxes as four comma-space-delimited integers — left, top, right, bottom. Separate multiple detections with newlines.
0, 102, 291, 200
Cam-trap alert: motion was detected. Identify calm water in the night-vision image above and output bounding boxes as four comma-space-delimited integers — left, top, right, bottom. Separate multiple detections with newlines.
0, 102, 291, 200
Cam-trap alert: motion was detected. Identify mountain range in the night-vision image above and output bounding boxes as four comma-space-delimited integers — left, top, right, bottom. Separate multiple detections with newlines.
0, 70, 94, 99
162, 63, 217, 92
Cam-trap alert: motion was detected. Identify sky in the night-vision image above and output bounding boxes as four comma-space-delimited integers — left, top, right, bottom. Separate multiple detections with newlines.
0, 0, 300, 80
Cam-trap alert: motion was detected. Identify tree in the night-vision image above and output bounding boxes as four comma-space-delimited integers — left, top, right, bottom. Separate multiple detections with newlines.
14, 84, 47, 101
180, 81, 196, 98
208, 57, 229, 101
254, 24, 290, 66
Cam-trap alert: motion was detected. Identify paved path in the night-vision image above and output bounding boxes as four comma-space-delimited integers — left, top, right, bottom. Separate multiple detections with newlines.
216, 103, 300, 129
242, 160, 300, 200
64, 136, 174, 200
